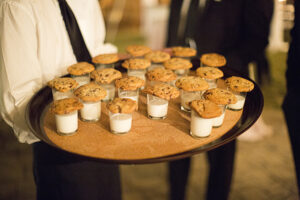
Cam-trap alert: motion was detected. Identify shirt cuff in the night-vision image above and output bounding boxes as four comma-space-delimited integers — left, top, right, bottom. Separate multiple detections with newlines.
92, 43, 118, 57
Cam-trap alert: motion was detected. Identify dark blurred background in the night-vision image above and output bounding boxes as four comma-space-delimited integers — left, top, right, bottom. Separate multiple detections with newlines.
0, 0, 298, 199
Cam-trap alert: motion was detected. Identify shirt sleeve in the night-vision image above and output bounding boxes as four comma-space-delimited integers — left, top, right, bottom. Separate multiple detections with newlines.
90, 0, 118, 56
0, 1, 42, 144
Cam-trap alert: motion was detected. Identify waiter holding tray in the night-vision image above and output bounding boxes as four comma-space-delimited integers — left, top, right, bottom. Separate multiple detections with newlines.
0, 0, 121, 199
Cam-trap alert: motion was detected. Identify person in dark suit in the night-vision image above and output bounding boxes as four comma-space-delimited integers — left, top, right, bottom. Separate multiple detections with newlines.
166, 0, 274, 199
283, 0, 300, 198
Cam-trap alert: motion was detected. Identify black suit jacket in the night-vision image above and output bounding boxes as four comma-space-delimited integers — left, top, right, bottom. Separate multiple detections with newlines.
283, 0, 300, 112
166, 0, 274, 75
286, 0, 300, 92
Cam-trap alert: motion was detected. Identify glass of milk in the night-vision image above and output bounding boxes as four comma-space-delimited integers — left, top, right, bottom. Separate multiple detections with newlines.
101, 83, 115, 102
190, 110, 214, 138
109, 111, 132, 134
127, 69, 146, 81
174, 69, 189, 77
227, 91, 247, 111
55, 111, 78, 135
95, 63, 115, 70
71, 74, 90, 88
180, 90, 203, 112
79, 100, 101, 122
147, 94, 169, 120
52, 88, 74, 101
118, 88, 139, 109
147, 63, 163, 71
212, 105, 226, 128
200, 62, 209, 68
205, 79, 217, 89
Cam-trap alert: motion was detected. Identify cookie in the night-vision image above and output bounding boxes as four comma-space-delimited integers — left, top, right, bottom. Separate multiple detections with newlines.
203, 88, 237, 105
142, 83, 180, 100
146, 67, 177, 82
225, 76, 254, 92
48, 77, 78, 92
50, 98, 83, 115
200, 53, 226, 67
115, 76, 145, 90
92, 53, 119, 64
90, 68, 122, 84
172, 46, 197, 57
107, 98, 137, 114
121, 58, 151, 69
196, 66, 224, 80
190, 99, 222, 119
67, 62, 95, 76
126, 45, 152, 57
74, 82, 107, 102
175, 76, 209, 92
163, 58, 193, 70
144, 51, 171, 63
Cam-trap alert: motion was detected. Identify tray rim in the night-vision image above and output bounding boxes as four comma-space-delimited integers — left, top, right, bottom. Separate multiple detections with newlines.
25, 67, 264, 164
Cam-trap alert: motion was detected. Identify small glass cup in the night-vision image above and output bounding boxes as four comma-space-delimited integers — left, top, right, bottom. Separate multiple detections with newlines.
52, 88, 74, 101
127, 69, 146, 81
79, 101, 101, 122
101, 83, 115, 102
190, 110, 213, 138
170, 79, 176, 87
227, 91, 247, 111
147, 94, 168, 120
174, 69, 189, 77
212, 105, 226, 128
109, 111, 132, 134
55, 111, 78, 135
200, 62, 210, 68
205, 79, 217, 89
95, 63, 115, 70
71, 74, 90, 88
118, 88, 139, 109
147, 63, 164, 71
180, 90, 202, 112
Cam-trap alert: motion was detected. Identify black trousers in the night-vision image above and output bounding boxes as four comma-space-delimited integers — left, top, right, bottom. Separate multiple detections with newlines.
283, 91, 300, 198
33, 142, 122, 200
168, 140, 236, 200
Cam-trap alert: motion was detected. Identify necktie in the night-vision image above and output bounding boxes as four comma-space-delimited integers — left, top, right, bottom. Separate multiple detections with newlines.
57, 0, 92, 63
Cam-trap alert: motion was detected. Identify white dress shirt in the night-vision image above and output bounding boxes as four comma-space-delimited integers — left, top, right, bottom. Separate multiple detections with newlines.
0, 0, 117, 144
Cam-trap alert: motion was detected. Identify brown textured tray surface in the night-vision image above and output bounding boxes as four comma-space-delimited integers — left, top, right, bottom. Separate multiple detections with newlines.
43, 94, 242, 161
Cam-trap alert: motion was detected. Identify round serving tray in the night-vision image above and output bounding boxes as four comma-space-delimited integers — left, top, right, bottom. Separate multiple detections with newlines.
26, 67, 263, 164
